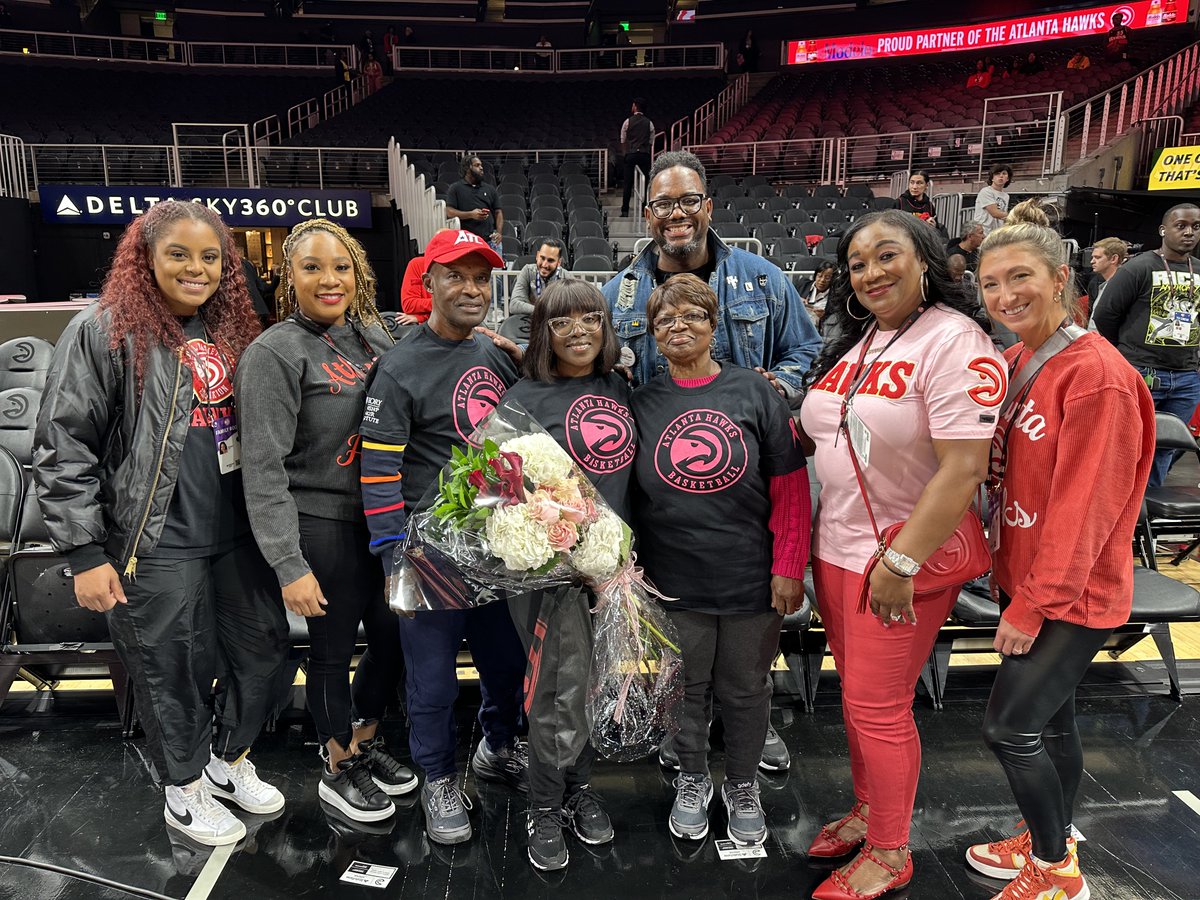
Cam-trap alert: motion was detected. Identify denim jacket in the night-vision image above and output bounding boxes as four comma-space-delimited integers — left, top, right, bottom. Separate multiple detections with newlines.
601, 231, 822, 394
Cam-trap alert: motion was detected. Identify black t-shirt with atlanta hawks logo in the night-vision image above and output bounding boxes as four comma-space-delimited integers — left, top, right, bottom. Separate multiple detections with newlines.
156, 314, 251, 558
361, 324, 520, 516
631, 364, 805, 614
503, 372, 635, 521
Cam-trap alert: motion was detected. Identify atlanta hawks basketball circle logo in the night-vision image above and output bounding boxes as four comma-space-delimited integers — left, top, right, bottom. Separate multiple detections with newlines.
185, 338, 232, 403
566, 395, 636, 474
453, 366, 506, 443
654, 408, 747, 493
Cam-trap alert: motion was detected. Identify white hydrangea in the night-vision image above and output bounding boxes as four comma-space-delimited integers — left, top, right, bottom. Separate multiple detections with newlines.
572, 511, 625, 580
486, 504, 556, 571
500, 433, 573, 486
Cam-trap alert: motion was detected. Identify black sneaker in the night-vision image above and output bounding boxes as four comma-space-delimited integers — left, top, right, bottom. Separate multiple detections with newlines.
658, 740, 681, 771
721, 779, 767, 846
357, 736, 419, 796
526, 807, 569, 871
564, 785, 614, 845
470, 738, 529, 793
318, 756, 395, 823
421, 775, 473, 844
758, 725, 792, 772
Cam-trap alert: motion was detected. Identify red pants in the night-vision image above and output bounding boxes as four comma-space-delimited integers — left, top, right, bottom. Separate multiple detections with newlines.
813, 558, 959, 849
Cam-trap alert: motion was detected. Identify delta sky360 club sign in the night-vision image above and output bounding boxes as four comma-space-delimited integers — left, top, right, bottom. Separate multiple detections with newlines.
39, 185, 373, 227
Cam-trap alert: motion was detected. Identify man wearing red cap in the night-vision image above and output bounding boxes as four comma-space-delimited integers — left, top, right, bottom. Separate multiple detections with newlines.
360, 229, 528, 844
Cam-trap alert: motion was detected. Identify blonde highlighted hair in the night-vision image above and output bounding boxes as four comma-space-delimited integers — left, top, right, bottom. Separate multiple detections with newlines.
277, 218, 384, 331
978, 198, 1080, 321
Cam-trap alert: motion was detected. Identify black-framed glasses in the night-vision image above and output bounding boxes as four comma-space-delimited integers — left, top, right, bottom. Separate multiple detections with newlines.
652, 310, 709, 332
646, 193, 707, 219
547, 311, 605, 337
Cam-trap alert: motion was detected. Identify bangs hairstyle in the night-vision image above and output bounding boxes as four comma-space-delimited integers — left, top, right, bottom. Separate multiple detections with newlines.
979, 198, 1081, 321
277, 218, 385, 333
808, 210, 989, 384
100, 199, 260, 389
645, 272, 719, 326
523, 278, 620, 382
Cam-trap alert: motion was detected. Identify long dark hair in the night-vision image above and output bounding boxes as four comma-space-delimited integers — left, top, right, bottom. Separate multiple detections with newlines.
808, 210, 989, 384
523, 278, 620, 382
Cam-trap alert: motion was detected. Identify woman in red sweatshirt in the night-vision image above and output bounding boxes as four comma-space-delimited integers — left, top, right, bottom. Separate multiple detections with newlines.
964, 200, 1155, 900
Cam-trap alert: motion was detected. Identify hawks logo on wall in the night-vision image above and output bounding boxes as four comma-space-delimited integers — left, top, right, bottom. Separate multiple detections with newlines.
654, 408, 747, 494
186, 339, 233, 404
453, 366, 506, 443
566, 395, 636, 474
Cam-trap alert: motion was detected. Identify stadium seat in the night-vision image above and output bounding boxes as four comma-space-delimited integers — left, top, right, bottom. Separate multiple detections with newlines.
0, 338, 54, 392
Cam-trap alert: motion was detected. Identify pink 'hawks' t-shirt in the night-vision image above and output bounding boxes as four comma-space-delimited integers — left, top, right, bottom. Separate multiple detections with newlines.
799, 305, 1006, 572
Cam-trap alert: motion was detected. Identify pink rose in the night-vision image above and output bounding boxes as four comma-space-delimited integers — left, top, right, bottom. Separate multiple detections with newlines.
546, 520, 579, 552
526, 489, 562, 525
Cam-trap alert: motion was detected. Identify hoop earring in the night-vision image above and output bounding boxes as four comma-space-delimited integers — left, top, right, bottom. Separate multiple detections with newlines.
846, 296, 871, 321
920, 271, 929, 305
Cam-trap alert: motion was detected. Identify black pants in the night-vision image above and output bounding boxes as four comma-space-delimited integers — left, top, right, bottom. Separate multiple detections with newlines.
667, 608, 782, 783
621, 150, 651, 215
509, 587, 595, 809
982, 593, 1112, 862
106, 541, 290, 786
299, 514, 404, 750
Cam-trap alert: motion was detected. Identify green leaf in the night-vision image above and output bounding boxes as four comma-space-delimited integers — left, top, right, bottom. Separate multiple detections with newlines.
483, 438, 499, 455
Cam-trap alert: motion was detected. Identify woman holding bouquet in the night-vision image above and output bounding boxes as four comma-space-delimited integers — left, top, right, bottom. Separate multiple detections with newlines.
236, 219, 417, 827
503, 279, 632, 871
631, 273, 811, 847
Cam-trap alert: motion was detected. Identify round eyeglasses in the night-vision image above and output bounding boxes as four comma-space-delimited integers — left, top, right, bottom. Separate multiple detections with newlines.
646, 193, 707, 219
548, 311, 605, 337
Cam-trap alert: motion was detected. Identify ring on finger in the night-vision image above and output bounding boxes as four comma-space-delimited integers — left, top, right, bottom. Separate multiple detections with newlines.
890, 613, 904, 622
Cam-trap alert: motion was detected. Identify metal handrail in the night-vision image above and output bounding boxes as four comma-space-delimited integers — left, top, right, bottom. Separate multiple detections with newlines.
185, 41, 352, 69
393, 42, 726, 75
0, 132, 28, 199
670, 72, 750, 150
0, 27, 185, 63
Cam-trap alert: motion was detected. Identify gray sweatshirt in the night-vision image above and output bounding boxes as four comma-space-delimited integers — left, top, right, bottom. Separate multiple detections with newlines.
234, 315, 393, 585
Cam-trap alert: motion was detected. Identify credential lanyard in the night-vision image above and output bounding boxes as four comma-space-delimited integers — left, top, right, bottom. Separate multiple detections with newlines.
838, 304, 928, 430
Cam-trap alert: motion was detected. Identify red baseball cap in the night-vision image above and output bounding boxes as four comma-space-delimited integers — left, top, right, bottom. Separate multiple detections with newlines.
423, 229, 504, 269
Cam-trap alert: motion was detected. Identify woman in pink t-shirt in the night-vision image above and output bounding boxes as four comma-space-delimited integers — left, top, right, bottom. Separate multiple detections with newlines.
799, 210, 1006, 900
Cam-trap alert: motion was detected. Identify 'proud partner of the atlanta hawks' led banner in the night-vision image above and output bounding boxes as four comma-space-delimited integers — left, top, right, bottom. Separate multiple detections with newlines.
786, 1, 1181, 66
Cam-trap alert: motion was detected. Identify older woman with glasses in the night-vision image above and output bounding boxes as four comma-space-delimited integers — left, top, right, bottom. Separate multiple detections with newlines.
631, 273, 811, 848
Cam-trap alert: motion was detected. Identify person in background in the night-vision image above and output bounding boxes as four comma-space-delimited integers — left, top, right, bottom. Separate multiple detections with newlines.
738, 29, 759, 72
504, 279, 629, 871
948, 223, 985, 271
1086, 237, 1128, 307
1093, 203, 1200, 487
1066, 50, 1091, 70
966, 59, 993, 89
974, 164, 1012, 236
382, 25, 399, 72
364, 56, 383, 93
619, 98, 655, 218
237, 219, 416, 828
240, 257, 271, 320
633, 274, 810, 849
509, 238, 569, 316
334, 51, 353, 86
1019, 51, 1044, 75
400, 254, 431, 325
359, 229, 529, 846
1105, 13, 1132, 60
947, 253, 967, 285
799, 260, 836, 330
602, 150, 822, 401
964, 199, 1154, 900
445, 155, 504, 253
535, 33, 553, 69
893, 170, 939, 229
33, 200, 290, 848
799, 210, 1004, 900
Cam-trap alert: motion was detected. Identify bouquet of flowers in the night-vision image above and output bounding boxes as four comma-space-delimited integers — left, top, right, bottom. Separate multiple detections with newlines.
390, 400, 684, 761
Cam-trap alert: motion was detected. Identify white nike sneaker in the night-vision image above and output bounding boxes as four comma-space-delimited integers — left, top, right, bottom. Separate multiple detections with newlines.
203, 755, 286, 814
164, 780, 247, 846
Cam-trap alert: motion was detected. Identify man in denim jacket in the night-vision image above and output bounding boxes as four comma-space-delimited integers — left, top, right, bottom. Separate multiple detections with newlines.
602, 151, 821, 401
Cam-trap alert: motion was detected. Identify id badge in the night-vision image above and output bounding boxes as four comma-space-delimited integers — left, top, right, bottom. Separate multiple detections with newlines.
846, 407, 871, 468
1173, 311, 1192, 342
212, 414, 242, 474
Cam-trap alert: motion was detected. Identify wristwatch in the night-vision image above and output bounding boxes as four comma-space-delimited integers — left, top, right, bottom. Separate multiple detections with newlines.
883, 546, 921, 577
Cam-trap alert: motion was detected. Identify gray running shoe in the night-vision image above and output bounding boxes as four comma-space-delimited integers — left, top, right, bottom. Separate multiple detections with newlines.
668, 773, 713, 841
722, 779, 767, 845
421, 775, 473, 844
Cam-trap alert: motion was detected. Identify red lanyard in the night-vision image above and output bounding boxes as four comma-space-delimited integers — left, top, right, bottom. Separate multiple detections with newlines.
838, 305, 927, 430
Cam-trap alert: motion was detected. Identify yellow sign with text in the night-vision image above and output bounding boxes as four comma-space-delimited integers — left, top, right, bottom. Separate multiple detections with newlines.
1149, 146, 1200, 191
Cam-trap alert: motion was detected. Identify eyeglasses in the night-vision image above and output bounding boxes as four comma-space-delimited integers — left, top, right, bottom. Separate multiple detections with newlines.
646, 193, 707, 219
652, 310, 709, 332
547, 311, 605, 337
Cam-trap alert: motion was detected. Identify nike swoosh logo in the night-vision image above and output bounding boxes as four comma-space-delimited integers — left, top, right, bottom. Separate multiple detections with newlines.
207, 773, 236, 794
169, 806, 194, 827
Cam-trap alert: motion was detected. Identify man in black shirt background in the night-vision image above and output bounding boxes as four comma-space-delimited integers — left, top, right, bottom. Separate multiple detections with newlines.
445, 155, 504, 251
619, 98, 654, 217
947, 222, 984, 271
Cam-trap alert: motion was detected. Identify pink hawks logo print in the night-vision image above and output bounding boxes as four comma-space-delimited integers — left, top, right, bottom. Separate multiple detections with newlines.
654, 408, 747, 494
453, 366, 506, 443
185, 338, 233, 403
566, 395, 636, 474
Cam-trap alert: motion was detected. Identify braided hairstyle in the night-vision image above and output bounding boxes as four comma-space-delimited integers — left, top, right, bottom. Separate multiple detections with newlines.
276, 218, 384, 332
100, 200, 260, 389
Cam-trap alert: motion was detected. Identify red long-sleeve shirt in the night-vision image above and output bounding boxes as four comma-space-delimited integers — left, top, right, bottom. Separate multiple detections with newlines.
400, 256, 431, 322
991, 333, 1155, 637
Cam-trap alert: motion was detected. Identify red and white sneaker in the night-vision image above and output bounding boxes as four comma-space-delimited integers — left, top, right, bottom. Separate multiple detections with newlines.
989, 855, 1089, 900
967, 826, 1077, 880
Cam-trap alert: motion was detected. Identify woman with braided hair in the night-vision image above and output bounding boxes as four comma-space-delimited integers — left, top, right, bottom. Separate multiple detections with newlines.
236, 218, 416, 826
33, 200, 292, 847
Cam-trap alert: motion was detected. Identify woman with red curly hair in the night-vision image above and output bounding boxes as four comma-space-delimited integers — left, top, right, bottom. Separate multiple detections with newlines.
33, 200, 292, 848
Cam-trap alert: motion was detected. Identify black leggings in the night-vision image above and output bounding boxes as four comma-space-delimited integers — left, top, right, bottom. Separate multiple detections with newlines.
982, 594, 1112, 862
299, 515, 404, 750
